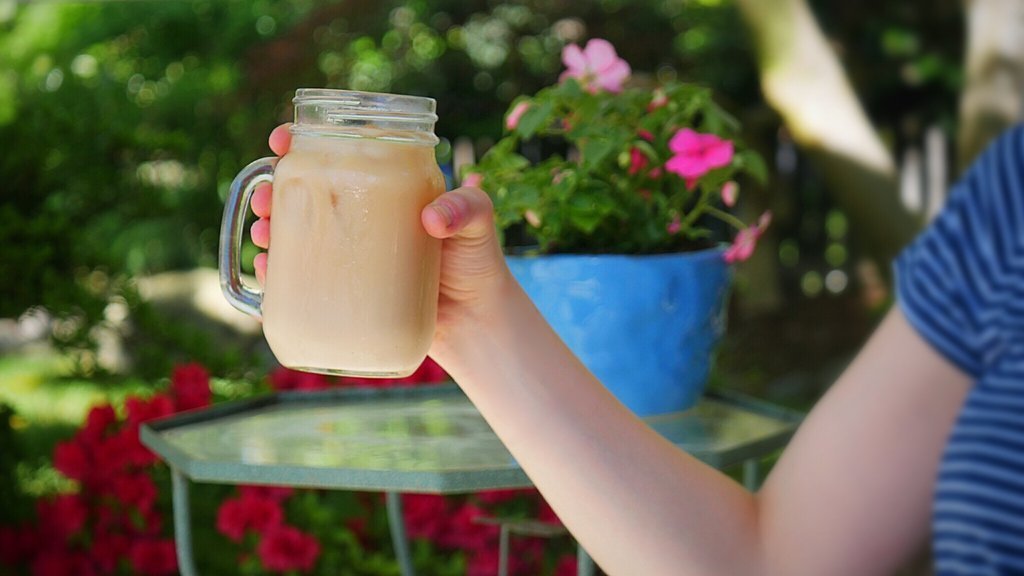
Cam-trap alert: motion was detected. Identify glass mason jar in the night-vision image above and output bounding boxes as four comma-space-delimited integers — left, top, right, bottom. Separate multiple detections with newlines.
219, 89, 445, 377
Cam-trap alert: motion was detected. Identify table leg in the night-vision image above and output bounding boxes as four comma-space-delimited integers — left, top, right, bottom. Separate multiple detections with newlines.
743, 458, 761, 491
385, 492, 417, 576
171, 468, 200, 576
578, 545, 596, 576
497, 524, 510, 576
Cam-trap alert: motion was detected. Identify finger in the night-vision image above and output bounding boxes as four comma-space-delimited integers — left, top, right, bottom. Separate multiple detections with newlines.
269, 123, 293, 156
252, 183, 272, 218
422, 186, 495, 240
251, 217, 270, 249
254, 252, 267, 286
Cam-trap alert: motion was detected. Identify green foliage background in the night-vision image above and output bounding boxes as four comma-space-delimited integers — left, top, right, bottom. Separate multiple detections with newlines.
0, 0, 964, 364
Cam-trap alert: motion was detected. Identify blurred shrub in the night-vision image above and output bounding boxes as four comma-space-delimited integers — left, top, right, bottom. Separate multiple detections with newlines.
0, 0, 964, 372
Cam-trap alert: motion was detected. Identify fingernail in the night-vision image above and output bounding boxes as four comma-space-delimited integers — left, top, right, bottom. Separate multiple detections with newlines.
431, 202, 455, 227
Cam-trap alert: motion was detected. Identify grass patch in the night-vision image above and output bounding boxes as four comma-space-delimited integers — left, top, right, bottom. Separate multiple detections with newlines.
0, 348, 154, 426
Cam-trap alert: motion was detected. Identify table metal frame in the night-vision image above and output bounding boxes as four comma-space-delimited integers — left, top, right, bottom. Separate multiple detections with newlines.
142, 385, 801, 576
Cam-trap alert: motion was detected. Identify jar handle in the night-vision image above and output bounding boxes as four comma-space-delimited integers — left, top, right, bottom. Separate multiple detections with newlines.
219, 157, 277, 320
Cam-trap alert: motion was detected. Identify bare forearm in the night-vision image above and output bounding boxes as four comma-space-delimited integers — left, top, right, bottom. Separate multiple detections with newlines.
433, 277, 762, 576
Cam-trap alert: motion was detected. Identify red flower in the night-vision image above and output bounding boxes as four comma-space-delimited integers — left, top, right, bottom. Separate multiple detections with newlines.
628, 147, 649, 176
436, 503, 496, 551
128, 539, 178, 576
0, 524, 39, 566
401, 494, 448, 541
216, 495, 284, 542
91, 533, 129, 574
554, 554, 578, 576
125, 394, 175, 427
171, 363, 211, 412
475, 488, 531, 506
82, 404, 117, 441
109, 473, 158, 512
268, 367, 331, 391
239, 485, 294, 502
537, 498, 563, 527
413, 356, 447, 383
256, 525, 320, 573
107, 426, 159, 469
467, 546, 500, 576
31, 550, 97, 576
53, 439, 90, 482
36, 494, 88, 541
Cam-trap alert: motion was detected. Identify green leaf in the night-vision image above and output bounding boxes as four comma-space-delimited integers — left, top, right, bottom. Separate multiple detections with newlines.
634, 140, 659, 162
515, 99, 554, 139
580, 137, 615, 170
736, 150, 768, 185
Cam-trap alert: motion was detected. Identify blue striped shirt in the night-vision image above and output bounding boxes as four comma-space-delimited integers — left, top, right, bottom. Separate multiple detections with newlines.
895, 125, 1024, 575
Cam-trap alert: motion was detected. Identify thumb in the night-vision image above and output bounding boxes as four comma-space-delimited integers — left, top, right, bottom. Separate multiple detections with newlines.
422, 186, 497, 241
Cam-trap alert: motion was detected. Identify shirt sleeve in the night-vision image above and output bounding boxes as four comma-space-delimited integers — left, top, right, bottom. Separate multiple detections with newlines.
894, 125, 1024, 378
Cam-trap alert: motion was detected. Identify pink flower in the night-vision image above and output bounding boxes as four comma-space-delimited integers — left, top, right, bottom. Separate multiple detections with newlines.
721, 181, 739, 207
257, 525, 320, 573
128, 539, 178, 576
560, 38, 631, 93
667, 215, 681, 235
505, 101, 530, 131
665, 129, 734, 181
524, 210, 542, 228
216, 495, 285, 542
628, 148, 648, 176
171, 363, 211, 411
462, 172, 484, 188
724, 211, 772, 264
637, 129, 654, 142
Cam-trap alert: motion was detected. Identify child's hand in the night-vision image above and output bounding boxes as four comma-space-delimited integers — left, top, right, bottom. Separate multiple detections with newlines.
249, 124, 291, 285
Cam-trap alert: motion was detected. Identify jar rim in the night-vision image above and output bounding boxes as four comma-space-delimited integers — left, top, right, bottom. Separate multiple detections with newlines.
293, 89, 437, 119
291, 89, 439, 145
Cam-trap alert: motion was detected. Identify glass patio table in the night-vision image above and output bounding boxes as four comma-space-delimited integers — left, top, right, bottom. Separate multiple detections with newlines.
141, 383, 801, 576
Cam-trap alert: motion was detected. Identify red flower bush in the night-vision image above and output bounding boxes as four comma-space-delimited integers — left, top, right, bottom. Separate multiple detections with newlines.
0, 363, 211, 576
36, 493, 88, 540
128, 539, 178, 576
32, 550, 97, 576
2, 358, 580, 576
256, 525, 321, 573
215, 493, 285, 542
171, 362, 212, 411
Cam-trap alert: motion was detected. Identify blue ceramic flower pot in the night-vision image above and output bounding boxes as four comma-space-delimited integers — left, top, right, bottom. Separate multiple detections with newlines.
507, 250, 732, 416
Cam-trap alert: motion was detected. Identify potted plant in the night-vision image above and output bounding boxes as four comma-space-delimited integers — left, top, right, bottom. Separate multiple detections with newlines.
466, 39, 769, 416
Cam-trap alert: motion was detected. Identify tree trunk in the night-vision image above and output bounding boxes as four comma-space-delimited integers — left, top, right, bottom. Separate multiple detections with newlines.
957, 0, 1024, 170
736, 0, 921, 266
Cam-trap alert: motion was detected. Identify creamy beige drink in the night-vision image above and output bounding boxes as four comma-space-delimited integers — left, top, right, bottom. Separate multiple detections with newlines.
260, 134, 445, 376
220, 89, 444, 377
